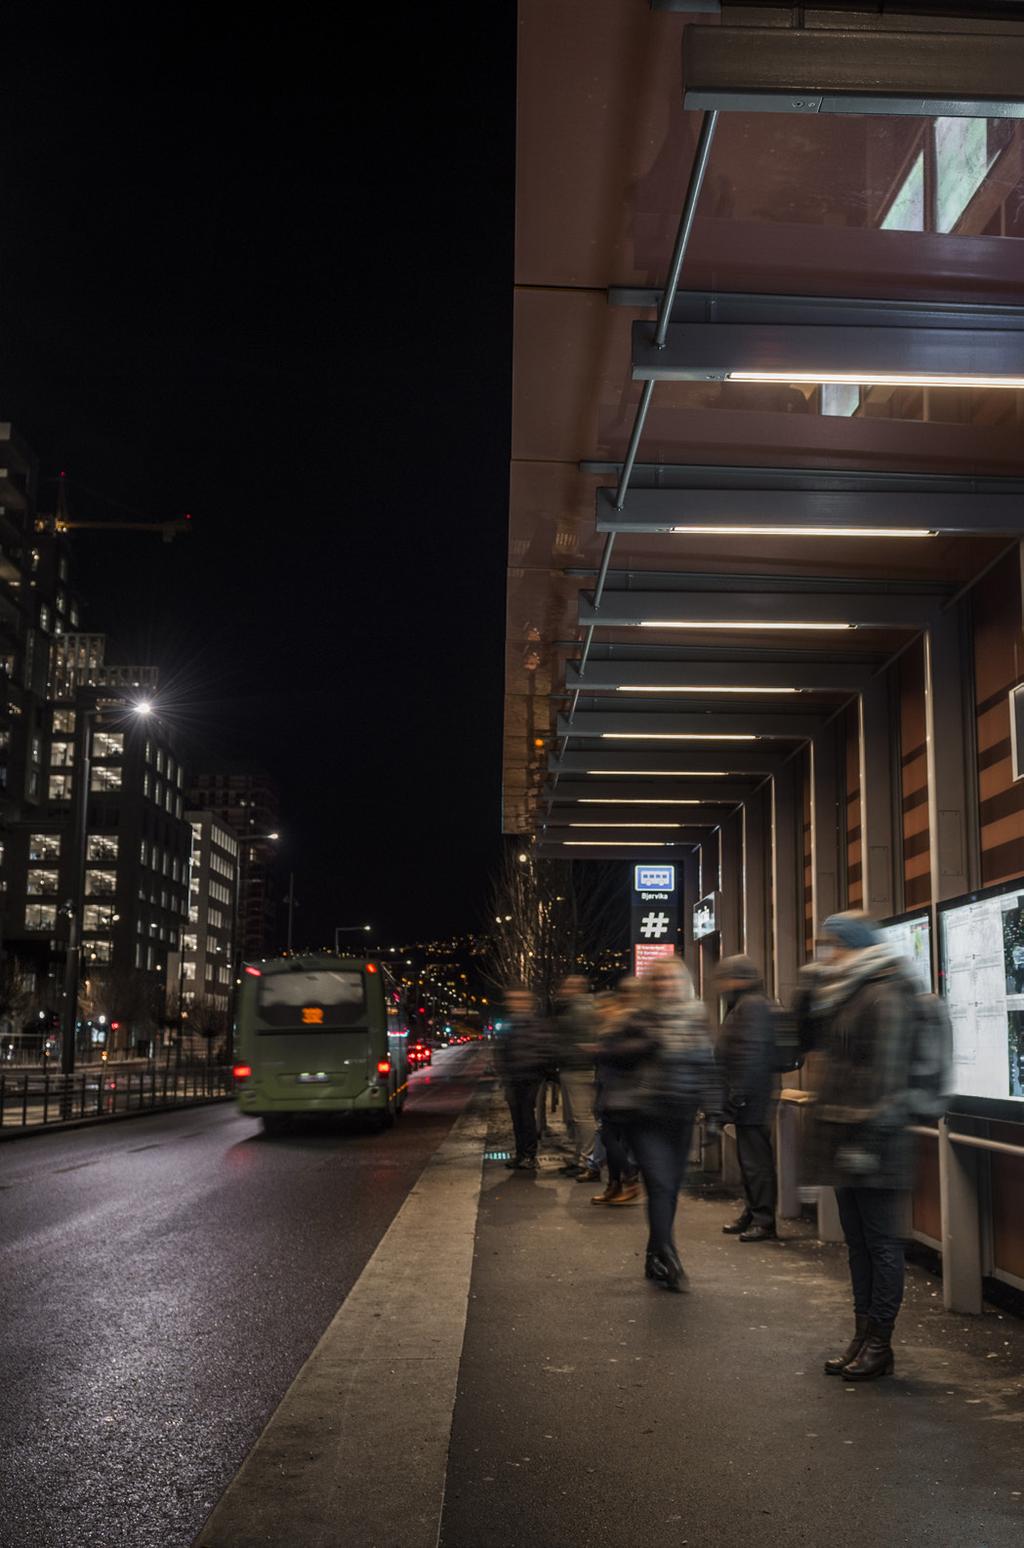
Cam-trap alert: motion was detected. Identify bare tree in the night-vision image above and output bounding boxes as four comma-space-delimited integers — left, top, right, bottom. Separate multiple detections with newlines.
484, 842, 626, 1009
82, 968, 164, 1056
0, 956, 41, 1056
184, 994, 230, 1061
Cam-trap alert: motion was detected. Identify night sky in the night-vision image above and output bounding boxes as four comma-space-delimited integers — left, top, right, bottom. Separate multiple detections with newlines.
0, 7, 515, 946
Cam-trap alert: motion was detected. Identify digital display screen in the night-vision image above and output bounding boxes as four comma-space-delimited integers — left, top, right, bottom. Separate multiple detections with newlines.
693, 893, 717, 941
879, 913, 932, 994
940, 882, 1024, 1102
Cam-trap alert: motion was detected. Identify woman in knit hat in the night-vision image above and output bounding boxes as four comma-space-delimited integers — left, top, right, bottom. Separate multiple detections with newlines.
803, 910, 919, 1381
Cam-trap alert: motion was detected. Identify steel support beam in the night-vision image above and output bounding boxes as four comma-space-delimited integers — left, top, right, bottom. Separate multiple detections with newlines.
681, 848, 700, 980
558, 710, 824, 741
567, 658, 874, 693
579, 590, 941, 631
542, 823, 716, 843
595, 484, 1024, 536
925, 606, 980, 906
682, 26, 1024, 118
811, 725, 841, 934
632, 319, 1024, 384
719, 808, 743, 959
859, 676, 897, 920
743, 783, 770, 982
536, 843, 697, 861
772, 760, 802, 1007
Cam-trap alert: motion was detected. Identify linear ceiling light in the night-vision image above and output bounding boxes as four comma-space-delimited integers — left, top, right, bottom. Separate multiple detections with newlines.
560, 841, 674, 848
637, 620, 855, 632
601, 732, 757, 742
588, 768, 731, 776
577, 798, 711, 805
669, 525, 935, 539
729, 370, 1024, 390
617, 685, 801, 694
568, 822, 682, 829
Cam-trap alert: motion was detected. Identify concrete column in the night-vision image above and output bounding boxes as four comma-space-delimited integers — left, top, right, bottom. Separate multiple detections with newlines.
925, 606, 979, 907
811, 727, 839, 936
938, 1117, 984, 1315
772, 761, 801, 1009
743, 785, 769, 985
859, 676, 896, 919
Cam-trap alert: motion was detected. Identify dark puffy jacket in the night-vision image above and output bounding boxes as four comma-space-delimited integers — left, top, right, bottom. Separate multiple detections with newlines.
554, 996, 597, 1071
803, 952, 920, 1191
601, 1003, 722, 1123
493, 1015, 549, 1084
718, 984, 776, 1127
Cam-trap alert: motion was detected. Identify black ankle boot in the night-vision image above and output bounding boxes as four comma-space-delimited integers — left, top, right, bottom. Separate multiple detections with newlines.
841, 1320, 894, 1381
660, 1246, 690, 1294
722, 1213, 752, 1235
644, 1250, 668, 1282
824, 1314, 869, 1375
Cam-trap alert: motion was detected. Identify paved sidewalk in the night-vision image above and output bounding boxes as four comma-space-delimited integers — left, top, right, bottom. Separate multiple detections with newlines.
438, 1104, 1024, 1548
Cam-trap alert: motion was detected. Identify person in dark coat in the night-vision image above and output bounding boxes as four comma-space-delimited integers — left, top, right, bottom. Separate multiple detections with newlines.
494, 988, 547, 1171
715, 955, 777, 1242
604, 957, 721, 1293
803, 911, 922, 1382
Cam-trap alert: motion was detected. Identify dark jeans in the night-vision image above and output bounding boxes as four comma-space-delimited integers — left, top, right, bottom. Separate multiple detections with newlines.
600, 1117, 637, 1186
628, 1110, 697, 1260
736, 1123, 776, 1226
835, 1186, 907, 1329
505, 1080, 541, 1160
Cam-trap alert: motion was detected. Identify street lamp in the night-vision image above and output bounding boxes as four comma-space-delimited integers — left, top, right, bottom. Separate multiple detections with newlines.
60, 694, 154, 1094
336, 922, 371, 947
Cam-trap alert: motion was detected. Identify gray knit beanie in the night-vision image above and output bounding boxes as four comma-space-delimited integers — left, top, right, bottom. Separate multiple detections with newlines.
822, 911, 880, 950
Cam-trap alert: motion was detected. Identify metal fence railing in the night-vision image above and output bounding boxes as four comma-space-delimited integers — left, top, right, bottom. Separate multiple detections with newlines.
0, 1064, 234, 1131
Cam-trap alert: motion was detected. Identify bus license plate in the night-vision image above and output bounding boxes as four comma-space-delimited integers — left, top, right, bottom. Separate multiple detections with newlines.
297, 1073, 330, 1083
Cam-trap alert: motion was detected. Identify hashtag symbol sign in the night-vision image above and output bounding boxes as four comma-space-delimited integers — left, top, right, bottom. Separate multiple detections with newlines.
640, 911, 670, 940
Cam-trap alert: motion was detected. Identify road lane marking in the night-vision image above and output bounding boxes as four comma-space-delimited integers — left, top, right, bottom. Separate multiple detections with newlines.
193, 1096, 489, 1548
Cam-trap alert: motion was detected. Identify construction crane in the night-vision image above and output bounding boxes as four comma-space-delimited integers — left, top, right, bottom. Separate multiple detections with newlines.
34, 473, 193, 544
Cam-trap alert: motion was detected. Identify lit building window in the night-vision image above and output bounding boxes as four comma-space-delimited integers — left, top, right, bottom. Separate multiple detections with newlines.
48, 773, 72, 801
27, 869, 58, 895
90, 767, 122, 792
53, 709, 76, 734
156, 749, 165, 775
51, 741, 74, 768
92, 731, 123, 759
85, 939, 113, 964
86, 835, 117, 862
25, 903, 56, 930
140, 839, 149, 868
143, 772, 151, 798
83, 904, 117, 931
183, 933, 198, 952
38, 604, 51, 632
30, 734, 42, 766
182, 960, 196, 981
69, 603, 79, 627
85, 870, 117, 897
147, 946, 154, 971
30, 833, 61, 861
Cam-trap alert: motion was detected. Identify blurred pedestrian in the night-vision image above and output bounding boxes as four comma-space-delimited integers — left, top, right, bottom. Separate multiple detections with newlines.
605, 958, 721, 1291
553, 975, 597, 1174
591, 977, 644, 1205
804, 910, 929, 1380
494, 987, 547, 1172
715, 955, 777, 1242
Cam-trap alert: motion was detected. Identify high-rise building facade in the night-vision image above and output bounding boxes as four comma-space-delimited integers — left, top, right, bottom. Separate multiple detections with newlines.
181, 811, 238, 1016
187, 771, 280, 960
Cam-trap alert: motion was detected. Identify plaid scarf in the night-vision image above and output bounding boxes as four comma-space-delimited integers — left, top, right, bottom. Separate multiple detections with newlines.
812, 942, 907, 1016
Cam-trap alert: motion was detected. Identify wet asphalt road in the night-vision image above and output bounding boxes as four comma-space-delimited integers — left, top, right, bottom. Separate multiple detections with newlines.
0, 1045, 484, 1548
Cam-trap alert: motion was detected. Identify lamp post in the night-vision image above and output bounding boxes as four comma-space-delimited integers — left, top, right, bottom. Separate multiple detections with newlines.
334, 924, 372, 955
60, 694, 153, 1109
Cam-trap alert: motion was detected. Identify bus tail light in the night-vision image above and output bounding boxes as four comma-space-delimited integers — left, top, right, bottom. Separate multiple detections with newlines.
233, 1064, 252, 1080
376, 1059, 391, 1077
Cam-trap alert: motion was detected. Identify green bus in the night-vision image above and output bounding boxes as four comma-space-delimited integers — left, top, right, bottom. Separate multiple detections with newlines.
233, 955, 409, 1134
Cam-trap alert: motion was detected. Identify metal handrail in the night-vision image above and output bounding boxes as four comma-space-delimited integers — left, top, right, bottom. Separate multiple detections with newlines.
947, 1130, 1024, 1160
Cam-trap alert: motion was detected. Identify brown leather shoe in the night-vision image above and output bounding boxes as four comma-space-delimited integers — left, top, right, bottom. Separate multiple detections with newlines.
609, 1182, 641, 1205
592, 1182, 623, 1205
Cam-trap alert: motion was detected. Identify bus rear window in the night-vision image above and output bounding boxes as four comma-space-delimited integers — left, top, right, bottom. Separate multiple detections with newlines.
257, 971, 366, 1031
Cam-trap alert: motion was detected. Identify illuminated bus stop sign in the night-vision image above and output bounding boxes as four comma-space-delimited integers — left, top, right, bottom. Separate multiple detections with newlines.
630, 864, 678, 975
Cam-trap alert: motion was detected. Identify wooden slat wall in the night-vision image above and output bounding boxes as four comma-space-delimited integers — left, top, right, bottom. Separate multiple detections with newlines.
845, 703, 863, 909
974, 548, 1024, 887
900, 638, 931, 910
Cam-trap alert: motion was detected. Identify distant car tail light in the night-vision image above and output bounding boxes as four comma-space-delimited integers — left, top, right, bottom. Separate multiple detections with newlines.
233, 1064, 252, 1079
244, 966, 261, 977
377, 1059, 391, 1076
